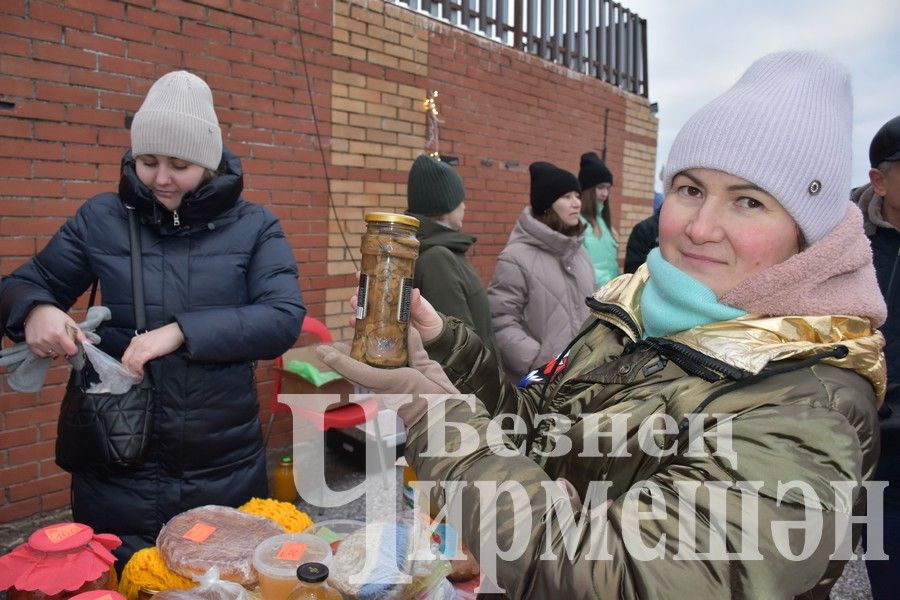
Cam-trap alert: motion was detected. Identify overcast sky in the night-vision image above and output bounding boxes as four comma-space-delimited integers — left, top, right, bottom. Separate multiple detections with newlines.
624, 0, 900, 191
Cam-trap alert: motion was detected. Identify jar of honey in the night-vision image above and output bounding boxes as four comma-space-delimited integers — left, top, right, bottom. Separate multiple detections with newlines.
253, 534, 333, 600
69, 590, 126, 600
273, 456, 298, 503
350, 212, 420, 368
285, 563, 341, 600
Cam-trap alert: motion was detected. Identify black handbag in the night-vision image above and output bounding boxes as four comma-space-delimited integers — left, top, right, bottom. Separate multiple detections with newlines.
56, 207, 154, 474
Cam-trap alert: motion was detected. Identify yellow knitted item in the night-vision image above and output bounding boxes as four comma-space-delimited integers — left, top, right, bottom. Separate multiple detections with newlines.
239, 497, 313, 533
118, 547, 195, 600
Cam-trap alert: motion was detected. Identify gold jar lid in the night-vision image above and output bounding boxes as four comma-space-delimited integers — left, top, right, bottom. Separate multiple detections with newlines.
364, 212, 420, 228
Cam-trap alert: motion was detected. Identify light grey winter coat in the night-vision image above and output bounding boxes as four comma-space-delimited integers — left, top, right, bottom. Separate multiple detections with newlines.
487, 207, 596, 380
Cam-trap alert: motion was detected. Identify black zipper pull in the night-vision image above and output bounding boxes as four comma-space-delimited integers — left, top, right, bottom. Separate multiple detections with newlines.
173, 210, 180, 226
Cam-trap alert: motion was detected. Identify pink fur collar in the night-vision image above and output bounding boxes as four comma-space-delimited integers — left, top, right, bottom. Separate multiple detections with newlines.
720, 204, 886, 327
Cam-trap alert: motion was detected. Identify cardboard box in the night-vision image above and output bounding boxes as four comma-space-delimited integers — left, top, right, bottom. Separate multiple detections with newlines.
277, 345, 355, 406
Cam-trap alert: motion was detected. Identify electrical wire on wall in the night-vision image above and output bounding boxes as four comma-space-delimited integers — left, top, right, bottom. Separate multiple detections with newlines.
293, 0, 359, 272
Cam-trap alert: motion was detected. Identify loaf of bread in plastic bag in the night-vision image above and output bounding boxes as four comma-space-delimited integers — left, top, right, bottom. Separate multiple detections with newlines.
157, 505, 284, 587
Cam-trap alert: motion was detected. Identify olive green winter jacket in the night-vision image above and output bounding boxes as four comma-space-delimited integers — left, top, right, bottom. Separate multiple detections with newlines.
409, 214, 496, 354
406, 267, 885, 600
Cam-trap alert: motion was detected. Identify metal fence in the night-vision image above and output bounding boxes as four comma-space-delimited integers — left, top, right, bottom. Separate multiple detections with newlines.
388, 0, 648, 97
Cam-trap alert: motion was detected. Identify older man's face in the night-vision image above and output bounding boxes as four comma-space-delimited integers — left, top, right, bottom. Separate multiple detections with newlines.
872, 162, 900, 221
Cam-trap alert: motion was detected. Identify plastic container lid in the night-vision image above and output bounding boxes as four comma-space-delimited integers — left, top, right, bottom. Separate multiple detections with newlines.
252, 533, 333, 580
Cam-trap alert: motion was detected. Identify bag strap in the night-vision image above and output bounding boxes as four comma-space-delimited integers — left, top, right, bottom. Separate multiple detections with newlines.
126, 208, 147, 334
126, 207, 154, 392
87, 280, 98, 307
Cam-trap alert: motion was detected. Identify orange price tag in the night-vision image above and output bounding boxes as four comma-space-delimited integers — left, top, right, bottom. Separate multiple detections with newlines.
45, 523, 83, 544
183, 522, 217, 543
276, 541, 307, 561
95, 595, 113, 600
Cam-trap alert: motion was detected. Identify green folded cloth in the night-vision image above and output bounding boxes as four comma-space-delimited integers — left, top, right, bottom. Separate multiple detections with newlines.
285, 360, 344, 387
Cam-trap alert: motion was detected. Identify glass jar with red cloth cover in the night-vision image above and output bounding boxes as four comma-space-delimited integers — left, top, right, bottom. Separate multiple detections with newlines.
0, 522, 121, 600
69, 591, 126, 600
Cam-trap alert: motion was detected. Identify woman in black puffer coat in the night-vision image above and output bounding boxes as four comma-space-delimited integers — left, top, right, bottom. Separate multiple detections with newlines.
0, 71, 305, 564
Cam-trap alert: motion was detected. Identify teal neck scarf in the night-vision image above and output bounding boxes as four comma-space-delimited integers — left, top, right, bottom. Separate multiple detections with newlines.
640, 248, 746, 338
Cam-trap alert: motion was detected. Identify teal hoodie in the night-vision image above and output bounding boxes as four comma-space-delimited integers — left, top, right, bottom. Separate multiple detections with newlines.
581, 214, 620, 287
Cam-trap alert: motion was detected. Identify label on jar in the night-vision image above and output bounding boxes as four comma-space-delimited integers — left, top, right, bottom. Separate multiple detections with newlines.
397, 277, 413, 323
356, 273, 369, 320
45, 523, 83, 544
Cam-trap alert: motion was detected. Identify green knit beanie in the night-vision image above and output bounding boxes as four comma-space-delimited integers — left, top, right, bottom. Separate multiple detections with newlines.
407, 154, 465, 216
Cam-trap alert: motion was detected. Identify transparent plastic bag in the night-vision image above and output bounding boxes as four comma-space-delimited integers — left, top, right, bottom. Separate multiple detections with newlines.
156, 505, 284, 587
152, 567, 250, 600
82, 342, 142, 394
328, 510, 451, 600
417, 577, 461, 600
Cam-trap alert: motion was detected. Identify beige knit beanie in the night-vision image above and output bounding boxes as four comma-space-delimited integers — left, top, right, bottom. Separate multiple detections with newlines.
131, 71, 222, 171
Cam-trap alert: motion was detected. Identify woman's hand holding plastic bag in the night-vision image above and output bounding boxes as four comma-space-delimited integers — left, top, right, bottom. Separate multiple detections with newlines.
81, 343, 142, 394
120, 322, 185, 377
75, 321, 185, 392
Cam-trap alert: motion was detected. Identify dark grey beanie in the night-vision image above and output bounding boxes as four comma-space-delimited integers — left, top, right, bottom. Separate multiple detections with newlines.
869, 115, 900, 168
530, 161, 580, 215
578, 151, 613, 190
407, 154, 465, 216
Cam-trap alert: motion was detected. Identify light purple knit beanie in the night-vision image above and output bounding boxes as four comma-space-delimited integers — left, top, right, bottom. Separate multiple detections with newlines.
662, 50, 852, 244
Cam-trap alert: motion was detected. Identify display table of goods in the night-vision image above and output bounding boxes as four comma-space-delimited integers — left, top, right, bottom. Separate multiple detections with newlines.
0, 499, 482, 600
44, 498, 480, 600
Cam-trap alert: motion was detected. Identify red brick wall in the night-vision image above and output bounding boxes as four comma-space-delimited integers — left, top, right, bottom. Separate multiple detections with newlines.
0, 0, 656, 523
